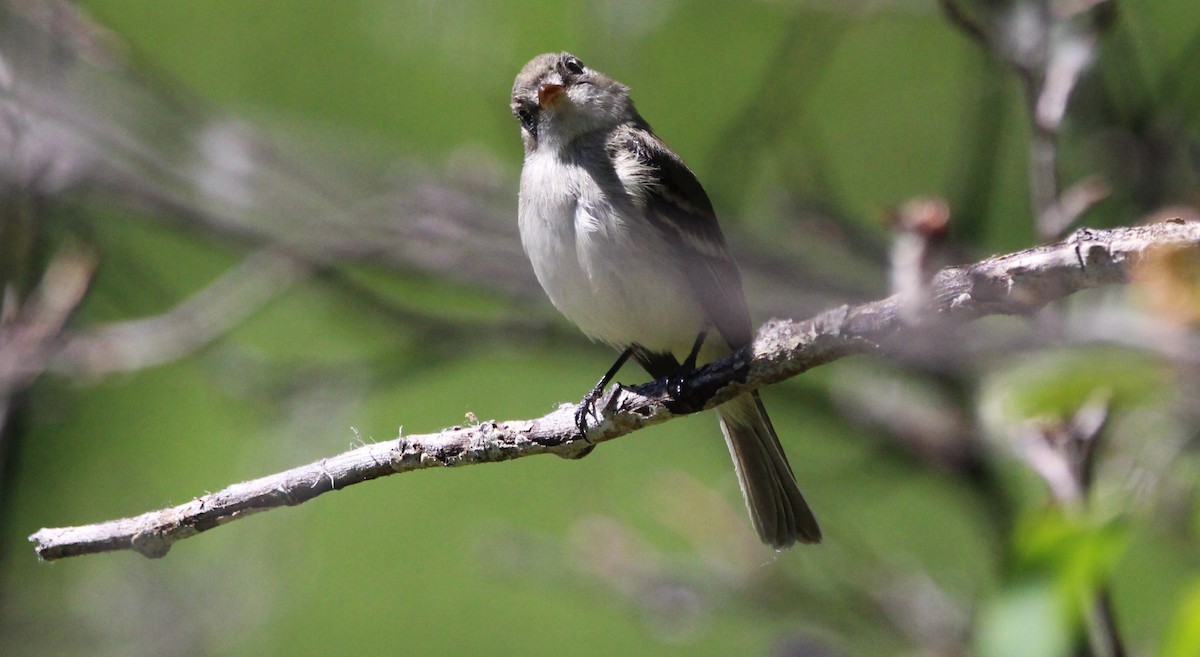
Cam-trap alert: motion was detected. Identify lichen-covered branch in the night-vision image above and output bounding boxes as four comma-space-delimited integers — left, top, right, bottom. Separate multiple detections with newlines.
29, 220, 1200, 561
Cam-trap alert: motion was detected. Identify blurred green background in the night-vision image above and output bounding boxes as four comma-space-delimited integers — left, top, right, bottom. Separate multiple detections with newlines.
2, 1, 1199, 656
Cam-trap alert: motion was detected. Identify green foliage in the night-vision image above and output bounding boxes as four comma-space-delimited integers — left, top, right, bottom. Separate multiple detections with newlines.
979, 511, 1129, 657
1161, 581, 1200, 657
978, 579, 1072, 657
983, 345, 1167, 424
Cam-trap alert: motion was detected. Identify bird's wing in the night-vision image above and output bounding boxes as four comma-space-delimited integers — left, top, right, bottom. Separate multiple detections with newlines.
606, 123, 754, 350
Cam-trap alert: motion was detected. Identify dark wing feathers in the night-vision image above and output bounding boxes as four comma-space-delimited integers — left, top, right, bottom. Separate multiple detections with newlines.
632, 347, 679, 380
606, 124, 754, 350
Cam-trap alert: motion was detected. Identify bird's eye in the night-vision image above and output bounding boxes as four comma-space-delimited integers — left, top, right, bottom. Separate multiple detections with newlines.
562, 56, 584, 75
515, 104, 537, 134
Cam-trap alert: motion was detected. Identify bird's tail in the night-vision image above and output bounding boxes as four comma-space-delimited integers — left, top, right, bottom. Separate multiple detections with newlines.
716, 392, 821, 548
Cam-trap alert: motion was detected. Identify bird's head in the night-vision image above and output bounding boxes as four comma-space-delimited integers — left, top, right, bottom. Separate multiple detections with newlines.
511, 52, 635, 153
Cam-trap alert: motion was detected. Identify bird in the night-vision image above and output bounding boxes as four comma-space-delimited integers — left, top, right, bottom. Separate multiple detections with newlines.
510, 52, 820, 548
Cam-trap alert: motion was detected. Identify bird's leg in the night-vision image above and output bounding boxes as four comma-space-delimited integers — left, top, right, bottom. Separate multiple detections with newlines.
575, 346, 634, 440
668, 331, 707, 402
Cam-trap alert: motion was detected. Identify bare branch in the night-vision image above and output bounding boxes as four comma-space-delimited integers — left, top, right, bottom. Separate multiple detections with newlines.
0, 246, 95, 483
940, 0, 1113, 241
49, 249, 307, 376
0, 246, 95, 395
0, 3, 866, 326
28, 220, 1200, 561
889, 197, 950, 324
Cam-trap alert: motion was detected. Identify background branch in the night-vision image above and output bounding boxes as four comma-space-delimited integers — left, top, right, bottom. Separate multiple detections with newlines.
29, 220, 1199, 561
49, 249, 307, 376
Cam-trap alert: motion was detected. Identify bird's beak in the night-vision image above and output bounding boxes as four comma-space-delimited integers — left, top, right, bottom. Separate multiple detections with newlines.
538, 83, 564, 109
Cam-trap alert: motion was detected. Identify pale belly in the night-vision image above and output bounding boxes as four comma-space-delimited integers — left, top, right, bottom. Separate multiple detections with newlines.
518, 154, 706, 357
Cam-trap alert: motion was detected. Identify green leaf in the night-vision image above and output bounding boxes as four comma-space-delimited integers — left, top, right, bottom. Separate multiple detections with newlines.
1161, 580, 1200, 657
981, 347, 1165, 427
978, 580, 1072, 657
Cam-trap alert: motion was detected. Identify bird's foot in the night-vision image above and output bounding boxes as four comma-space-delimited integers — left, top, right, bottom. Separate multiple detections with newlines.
569, 383, 607, 459
665, 331, 707, 413
665, 362, 705, 414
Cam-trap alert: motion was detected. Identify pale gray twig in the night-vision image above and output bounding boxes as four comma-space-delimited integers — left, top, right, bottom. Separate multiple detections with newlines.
29, 220, 1200, 561
50, 249, 308, 376
0, 246, 94, 395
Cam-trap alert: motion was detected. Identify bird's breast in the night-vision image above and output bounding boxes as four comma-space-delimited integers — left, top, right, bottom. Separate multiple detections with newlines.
518, 150, 706, 356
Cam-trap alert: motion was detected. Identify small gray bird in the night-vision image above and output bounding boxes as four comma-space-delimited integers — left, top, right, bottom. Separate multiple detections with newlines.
510, 52, 820, 548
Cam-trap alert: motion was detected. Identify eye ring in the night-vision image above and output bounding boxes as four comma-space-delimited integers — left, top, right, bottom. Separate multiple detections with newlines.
562, 56, 584, 75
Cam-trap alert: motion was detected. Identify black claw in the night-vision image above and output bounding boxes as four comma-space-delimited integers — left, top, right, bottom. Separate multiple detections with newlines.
576, 382, 606, 438
574, 401, 591, 439
663, 330, 706, 412
568, 387, 603, 460
568, 346, 636, 460
667, 364, 692, 402
664, 370, 703, 414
